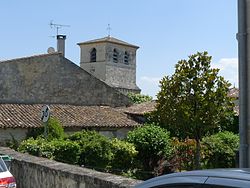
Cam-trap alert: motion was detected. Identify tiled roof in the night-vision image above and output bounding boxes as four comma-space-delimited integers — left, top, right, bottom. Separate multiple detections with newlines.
77, 36, 139, 48
118, 101, 156, 115
0, 104, 140, 129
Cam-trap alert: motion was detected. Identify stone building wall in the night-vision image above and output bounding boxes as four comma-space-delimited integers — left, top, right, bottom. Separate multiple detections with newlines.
0, 53, 131, 107
79, 38, 141, 94
0, 128, 27, 146
0, 147, 142, 188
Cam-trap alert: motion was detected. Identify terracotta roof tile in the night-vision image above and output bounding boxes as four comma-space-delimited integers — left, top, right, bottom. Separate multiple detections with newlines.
118, 101, 156, 115
0, 104, 140, 129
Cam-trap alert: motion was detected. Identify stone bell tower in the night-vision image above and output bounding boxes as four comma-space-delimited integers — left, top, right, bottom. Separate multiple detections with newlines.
77, 36, 141, 94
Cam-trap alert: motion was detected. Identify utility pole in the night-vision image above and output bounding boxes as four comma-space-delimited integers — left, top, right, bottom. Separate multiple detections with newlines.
238, 0, 250, 167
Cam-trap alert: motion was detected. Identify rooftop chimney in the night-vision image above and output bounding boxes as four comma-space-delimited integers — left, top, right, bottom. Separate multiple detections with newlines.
57, 35, 66, 57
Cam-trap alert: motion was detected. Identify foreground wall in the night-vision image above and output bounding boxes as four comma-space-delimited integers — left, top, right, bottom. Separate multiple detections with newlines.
0, 147, 142, 188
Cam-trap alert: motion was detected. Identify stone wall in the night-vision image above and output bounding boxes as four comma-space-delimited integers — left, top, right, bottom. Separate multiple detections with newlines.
0, 147, 142, 188
0, 128, 27, 146
79, 41, 141, 94
0, 53, 131, 107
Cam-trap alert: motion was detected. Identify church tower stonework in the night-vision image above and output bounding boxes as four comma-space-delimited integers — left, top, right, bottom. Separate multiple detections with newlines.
77, 36, 141, 94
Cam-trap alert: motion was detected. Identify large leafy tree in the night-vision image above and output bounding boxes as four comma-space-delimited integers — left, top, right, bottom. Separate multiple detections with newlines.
152, 51, 235, 169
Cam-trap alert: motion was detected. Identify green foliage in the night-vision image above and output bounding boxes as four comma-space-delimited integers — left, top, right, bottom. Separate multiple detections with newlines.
26, 117, 65, 140
6, 133, 20, 150
18, 137, 55, 159
127, 92, 153, 104
151, 51, 235, 168
67, 130, 101, 143
171, 138, 197, 171
126, 124, 172, 178
51, 140, 80, 164
202, 131, 239, 168
26, 127, 44, 139
68, 130, 113, 169
47, 117, 65, 140
110, 138, 138, 171
18, 137, 80, 164
18, 138, 41, 156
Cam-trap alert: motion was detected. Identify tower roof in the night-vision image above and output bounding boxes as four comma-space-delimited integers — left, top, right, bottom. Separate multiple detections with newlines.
77, 36, 139, 49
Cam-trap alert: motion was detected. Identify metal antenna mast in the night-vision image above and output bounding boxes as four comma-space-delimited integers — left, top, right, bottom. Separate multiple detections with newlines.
49, 20, 70, 35
107, 24, 112, 37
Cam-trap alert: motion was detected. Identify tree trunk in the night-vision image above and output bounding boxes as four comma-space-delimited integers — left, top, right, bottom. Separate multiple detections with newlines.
195, 138, 201, 169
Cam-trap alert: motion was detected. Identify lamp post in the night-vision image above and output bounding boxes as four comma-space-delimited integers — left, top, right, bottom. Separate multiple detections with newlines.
238, 0, 250, 167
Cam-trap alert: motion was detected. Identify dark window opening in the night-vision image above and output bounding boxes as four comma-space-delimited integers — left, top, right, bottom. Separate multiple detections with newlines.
90, 48, 96, 62
113, 49, 118, 63
124, 51, 129, 64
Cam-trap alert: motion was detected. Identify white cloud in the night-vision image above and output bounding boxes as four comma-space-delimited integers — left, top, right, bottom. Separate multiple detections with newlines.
212, 58, 238, 87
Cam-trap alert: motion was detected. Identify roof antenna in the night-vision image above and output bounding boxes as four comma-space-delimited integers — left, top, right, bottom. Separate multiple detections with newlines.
107, 24, 111, 37
49, 20, 70, 36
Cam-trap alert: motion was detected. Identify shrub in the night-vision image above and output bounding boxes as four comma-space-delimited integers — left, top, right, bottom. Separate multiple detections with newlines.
18, 137, 55, 159
110, 138, 138, 172
170, 138, 197, 171
126, 124, 172, 178
47, 117, 65, 140
18, 138, 41, 156
26, 117, 65, 140
51, 140, 80, 164
201, 131, 239, 168
68, 130, 113, 170
67, 130, 100, 143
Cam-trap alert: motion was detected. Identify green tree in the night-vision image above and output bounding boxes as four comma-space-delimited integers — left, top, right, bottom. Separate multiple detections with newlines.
152, 51, 235, 169
127, 92, 153, 104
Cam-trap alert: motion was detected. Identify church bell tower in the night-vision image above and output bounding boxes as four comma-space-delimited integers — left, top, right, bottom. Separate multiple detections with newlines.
77, 36, 141, 94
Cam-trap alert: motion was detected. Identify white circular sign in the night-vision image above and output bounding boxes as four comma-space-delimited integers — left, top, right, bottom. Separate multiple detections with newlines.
40, 105, 50, 123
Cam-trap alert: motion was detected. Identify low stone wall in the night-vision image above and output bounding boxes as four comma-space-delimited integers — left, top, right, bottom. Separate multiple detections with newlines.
0, 147, 142, 188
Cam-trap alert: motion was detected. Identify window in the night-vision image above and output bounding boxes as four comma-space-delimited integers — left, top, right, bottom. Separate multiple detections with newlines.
90, 48, 96, 62
124, 51, 129, 64
113, 49, 118, 63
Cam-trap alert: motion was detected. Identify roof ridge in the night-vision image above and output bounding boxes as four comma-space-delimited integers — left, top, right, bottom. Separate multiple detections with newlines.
0, 52, 62, 63
77, 36, 139, 48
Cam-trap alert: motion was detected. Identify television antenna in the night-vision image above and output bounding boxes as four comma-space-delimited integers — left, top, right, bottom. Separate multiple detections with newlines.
49, 20, 70, 35
107, 24, 112, 37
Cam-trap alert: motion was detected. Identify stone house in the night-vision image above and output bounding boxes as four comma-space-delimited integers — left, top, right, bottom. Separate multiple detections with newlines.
0, 35, 142, 144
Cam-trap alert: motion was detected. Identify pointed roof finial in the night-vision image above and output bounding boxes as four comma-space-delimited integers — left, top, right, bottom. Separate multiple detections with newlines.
107, 24, 111, 37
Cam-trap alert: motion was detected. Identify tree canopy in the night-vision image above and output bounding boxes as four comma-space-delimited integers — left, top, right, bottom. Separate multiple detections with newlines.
151, 51, 235, 168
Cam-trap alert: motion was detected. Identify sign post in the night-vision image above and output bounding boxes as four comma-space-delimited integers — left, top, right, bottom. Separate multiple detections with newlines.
40, 105, 50, 139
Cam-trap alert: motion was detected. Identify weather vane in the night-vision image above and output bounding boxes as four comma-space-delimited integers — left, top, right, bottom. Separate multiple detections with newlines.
107, 24, 112, 37
49, 20, 70, 36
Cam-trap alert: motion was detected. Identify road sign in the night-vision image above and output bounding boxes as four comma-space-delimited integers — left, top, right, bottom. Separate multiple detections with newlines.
40, 105, 50, 123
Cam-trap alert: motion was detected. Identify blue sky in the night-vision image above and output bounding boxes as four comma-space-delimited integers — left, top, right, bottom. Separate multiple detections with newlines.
0, 1, 238, 98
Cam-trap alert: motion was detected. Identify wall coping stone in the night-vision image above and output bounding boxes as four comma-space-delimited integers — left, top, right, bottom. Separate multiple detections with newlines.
0, 147, 142, 188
